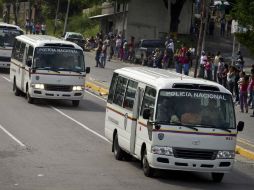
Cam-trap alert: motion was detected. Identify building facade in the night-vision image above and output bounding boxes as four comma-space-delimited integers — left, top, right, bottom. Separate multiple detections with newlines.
90, 0, 193, 41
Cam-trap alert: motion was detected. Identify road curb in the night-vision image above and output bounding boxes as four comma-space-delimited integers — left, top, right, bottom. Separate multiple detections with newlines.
236, 145, 254, 160
85, 81, 109, 96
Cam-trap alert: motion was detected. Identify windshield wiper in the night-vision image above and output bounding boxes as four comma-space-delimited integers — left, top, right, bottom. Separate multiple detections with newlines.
192, 124, 232, 133
149, 121, 198, 131
34, 67, 60, 73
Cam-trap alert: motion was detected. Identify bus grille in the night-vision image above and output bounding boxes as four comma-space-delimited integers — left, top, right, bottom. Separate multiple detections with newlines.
45, 85, 72, 92
173, 148, 217, 160
0, 56, 11, 62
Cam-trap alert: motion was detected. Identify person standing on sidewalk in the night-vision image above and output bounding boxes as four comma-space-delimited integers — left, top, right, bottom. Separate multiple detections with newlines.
179, 44, 189, 75
100, 41, 108, 68
251, 74, 254, 117
217, 57, 225, 85
227, 66, 236, 94
95, 42, 103, 67
248, 69, 254, 109
213, 51, 221, 82
234, 68, 240, 103
238, 72, 249, 113
199, 51, 207, 78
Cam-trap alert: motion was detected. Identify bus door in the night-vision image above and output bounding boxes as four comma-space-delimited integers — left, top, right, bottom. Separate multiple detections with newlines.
129, 84, 145, 154
120, 79, 139, 153
13, 41, 26, 90
22, 45, 33, 90
135, 86, 156, 158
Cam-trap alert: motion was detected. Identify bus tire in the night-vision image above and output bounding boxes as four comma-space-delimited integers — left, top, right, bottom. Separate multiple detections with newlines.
72, 100, 80, 107
113, 134, 124, 160
211, 173, 224, 183
26, 88, 34, 104
13, 79, 21, 96
142, 150, 154, 177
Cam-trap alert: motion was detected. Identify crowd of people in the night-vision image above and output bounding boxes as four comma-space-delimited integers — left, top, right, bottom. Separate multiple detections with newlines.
24, 20, 47, 35
198, 50, 254, 117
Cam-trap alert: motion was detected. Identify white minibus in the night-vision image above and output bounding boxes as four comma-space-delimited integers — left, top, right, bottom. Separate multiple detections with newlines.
10, 35, 90, 106
105, 67, 244, 182
0, 23, 23, 69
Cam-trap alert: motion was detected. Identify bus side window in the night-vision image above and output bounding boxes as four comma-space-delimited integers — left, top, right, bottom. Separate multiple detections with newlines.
140, 87, 156, 120
26, 46, 34, 63
123, 80, 138, 111
113, 76, 128, 107
18, 42, 26, 63
12, 39, 21, 60
108, 73, 118, 103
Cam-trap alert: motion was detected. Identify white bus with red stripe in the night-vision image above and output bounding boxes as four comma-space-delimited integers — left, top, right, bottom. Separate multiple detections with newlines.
10, 35, 90, 106
105, 67, 244, 182
0, 23, 23, 69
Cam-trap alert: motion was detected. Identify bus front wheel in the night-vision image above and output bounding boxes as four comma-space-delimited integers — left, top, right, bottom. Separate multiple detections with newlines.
211, 173, 224, 183
26, 88, 34, 104
142, 150, 155, 177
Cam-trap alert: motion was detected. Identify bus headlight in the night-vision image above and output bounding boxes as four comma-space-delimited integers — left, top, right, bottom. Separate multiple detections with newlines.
73, 86, 83, 91
216, 150, 235, 159
32, 84, 44, 90
151, 146, 173, 156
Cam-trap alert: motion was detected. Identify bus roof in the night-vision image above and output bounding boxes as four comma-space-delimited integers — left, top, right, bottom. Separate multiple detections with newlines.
115, 67, 230, 94
0, 22, 23, 31
15, 35, 83, 50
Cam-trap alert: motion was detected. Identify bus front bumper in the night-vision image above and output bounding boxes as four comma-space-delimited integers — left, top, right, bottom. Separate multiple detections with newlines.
29, 89, 85, 100
147, 152, 234, 173
0, 61, 11, 68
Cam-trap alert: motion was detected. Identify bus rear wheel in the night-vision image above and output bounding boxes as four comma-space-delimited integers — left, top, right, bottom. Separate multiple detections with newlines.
211, 173, 224, 183
13, 79, 21, 96
113, 134, 124, 160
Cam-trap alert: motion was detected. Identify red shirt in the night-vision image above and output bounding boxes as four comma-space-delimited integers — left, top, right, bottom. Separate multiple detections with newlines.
240, 82, 249, 92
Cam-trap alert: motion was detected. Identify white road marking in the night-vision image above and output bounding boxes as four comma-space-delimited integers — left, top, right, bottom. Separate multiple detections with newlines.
2, 76, 11, 82
85, 90, 107, 102
0, 124, 26, 147
51, 106, 110, 143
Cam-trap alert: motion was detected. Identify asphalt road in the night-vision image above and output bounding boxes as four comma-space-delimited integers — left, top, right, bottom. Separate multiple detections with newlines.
0, 61, 254, 189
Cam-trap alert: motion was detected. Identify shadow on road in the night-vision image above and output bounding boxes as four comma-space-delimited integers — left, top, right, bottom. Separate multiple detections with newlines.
32, 98, 106, 113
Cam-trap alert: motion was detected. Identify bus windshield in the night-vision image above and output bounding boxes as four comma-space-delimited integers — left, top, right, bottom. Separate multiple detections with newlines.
0, 28, 23, 47
34, 47, 85, 72
156, 90, 235, 129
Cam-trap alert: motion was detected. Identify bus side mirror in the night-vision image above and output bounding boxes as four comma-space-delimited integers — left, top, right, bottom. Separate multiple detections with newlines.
26, 59, 32, 67
86, 67, 90, 74
237, 121, 244, 132
143, 108, 151, 120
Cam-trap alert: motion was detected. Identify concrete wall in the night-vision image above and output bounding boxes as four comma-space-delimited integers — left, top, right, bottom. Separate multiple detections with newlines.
126, 0, 170, 41
178, 0, 193, 34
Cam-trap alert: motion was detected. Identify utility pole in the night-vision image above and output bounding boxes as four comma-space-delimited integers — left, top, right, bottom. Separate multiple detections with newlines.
194, 0, 206, 78
54, 0, 60, 35
201, 0, 210, 52
63, 0, 71, 35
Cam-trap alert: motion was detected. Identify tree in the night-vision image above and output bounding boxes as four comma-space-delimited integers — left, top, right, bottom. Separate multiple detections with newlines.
232, 0, 254, 54
163, 0, 187, 33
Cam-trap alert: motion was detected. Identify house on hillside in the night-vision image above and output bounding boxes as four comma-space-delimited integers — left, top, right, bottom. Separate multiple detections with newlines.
90, 0, 194, 41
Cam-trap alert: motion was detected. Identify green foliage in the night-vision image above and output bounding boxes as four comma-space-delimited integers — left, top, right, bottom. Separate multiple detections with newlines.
232, 0, 254, 54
